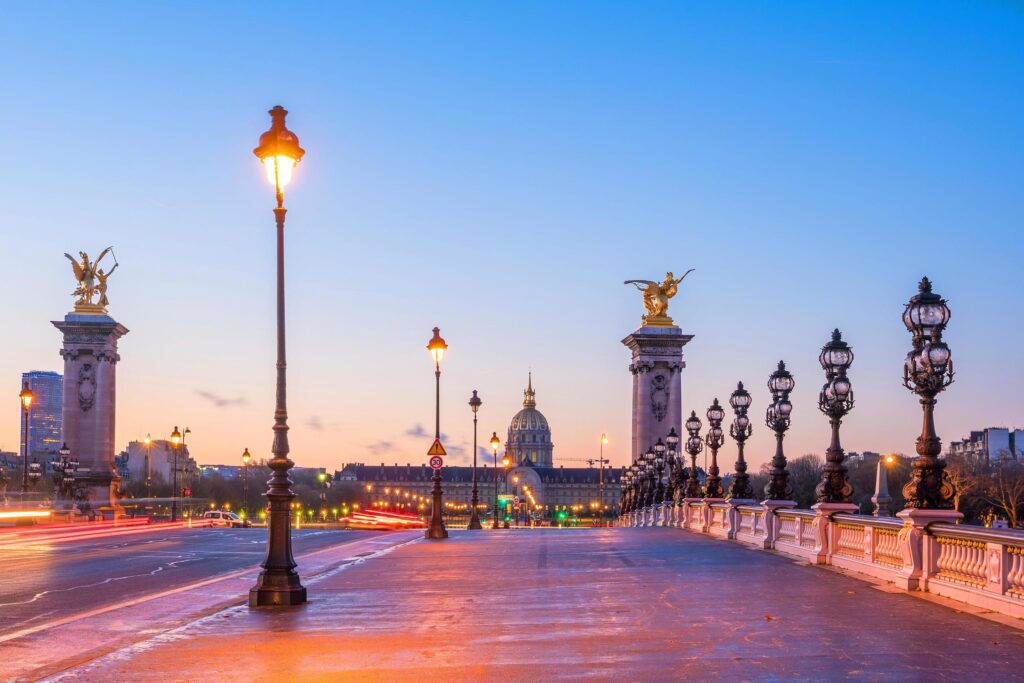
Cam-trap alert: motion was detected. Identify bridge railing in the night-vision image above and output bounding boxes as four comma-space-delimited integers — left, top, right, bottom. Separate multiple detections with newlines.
622, 502, 1024, 620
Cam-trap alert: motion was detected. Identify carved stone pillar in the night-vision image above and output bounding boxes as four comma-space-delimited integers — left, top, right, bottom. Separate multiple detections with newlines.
52, 313, 128, 516
623, 327, 693, 464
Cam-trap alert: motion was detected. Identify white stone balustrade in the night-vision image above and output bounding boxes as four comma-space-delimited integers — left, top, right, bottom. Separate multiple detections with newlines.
621, 505, 1024, 620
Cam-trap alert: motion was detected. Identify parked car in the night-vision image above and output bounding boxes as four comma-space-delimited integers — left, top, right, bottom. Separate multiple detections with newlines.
202, 510, 250, 528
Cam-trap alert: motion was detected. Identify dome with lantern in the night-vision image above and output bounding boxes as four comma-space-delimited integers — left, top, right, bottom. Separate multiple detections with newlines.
506, 373, 554, 467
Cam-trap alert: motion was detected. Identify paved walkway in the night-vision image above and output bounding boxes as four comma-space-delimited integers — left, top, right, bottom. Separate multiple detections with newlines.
45, 528, 1024, 682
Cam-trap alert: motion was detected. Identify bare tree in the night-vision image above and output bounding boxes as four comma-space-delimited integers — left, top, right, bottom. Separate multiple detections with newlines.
984, 464, 1024, 529
789, 454, 823, 508
945, 453, 983, 514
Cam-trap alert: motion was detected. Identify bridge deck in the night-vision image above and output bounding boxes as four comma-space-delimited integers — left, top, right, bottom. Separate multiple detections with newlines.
60, 528, 1024, 681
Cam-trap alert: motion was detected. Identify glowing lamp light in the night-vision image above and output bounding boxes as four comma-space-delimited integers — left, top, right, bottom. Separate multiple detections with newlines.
242, 447, 252, 465
19, 382, 33, 410
253, 105, 305, 194
490, 432, 500, 453
427, 327, 448, 367
170, 426, 182, 446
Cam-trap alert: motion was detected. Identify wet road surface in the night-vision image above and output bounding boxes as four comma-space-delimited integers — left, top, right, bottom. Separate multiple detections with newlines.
49, 527, 1024, 681
0, 527, 384, 638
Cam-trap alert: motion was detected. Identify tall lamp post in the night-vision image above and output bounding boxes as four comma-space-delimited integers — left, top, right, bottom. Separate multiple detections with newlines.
815, 329, 855, 505
144, 434, 153, 502
19, 382, 33, 494
241, 447, 252, 520
169, 426, 190, 521
901, 277, 957, 511
467, 390, 483, 530
765, 361, 795, 501
728, 383, 754, 500
599, 434, 608, 519
426, 327, 449, 539
704, 399, 726, 499
250, 105, 307, 607
489, 432, 501, 529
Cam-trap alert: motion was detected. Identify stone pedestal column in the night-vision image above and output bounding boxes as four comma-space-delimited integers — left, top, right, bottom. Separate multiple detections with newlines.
52, 313, 128, 517
896, 508, 963, 589
623, 327, 693, 464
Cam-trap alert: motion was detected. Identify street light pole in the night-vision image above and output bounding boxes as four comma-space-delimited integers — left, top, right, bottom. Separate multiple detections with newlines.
19, 382, 33, 494
426, 327, 448, 539
704, 399, 726, 499
468, 390, 483, 530
490, 432, 500, 529
242, 447, 252, 520
250, 105, 307, 607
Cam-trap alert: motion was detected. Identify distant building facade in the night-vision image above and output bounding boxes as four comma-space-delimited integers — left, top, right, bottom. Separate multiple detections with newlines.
337, 375, 622, 520
948, 428, 1023, 465
118, 440, 196, 483
20, 371, 63, 460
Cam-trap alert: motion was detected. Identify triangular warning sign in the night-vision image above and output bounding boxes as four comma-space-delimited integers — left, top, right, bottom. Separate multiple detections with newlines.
427, 438, 447, 456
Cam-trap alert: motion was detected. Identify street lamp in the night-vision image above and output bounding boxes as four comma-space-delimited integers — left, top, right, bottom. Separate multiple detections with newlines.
765, 361, 795, 501
467, 390, 483, 530
901, 277, 957, 509
665, 428, 680, 512
704, 398, 726, 499
728, 383, 754, 500
653, 439, 667, 524
144, 433, 153, 501
169, 426, 190, 521
53, 443, 79, 506
426, 327, 448, 539
501, 453, 511, 528
250, 105, 307, 607
490, 432, 501, 529
19, 382, 33, 494
241, 447, 252, 519
872, 454, 896, 517
816, 329, 855, 504
684, 412, 704, 498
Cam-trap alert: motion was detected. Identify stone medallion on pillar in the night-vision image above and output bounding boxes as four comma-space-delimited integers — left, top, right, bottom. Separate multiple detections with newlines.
53, 248, 128, 516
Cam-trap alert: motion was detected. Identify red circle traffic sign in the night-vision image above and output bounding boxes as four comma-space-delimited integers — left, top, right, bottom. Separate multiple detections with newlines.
429, 455, 444, 469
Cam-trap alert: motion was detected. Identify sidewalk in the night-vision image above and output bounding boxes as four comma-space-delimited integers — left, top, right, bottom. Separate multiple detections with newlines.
39, 528, 1024, 681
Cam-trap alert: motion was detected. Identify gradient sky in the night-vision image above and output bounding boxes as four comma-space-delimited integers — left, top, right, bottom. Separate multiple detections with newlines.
2, 2, 1022, 473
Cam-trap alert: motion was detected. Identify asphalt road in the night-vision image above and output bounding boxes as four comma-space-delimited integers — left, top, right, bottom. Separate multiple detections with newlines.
0, 527, 385, 638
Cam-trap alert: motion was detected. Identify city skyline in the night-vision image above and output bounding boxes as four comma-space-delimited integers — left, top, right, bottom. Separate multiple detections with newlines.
3, 3, 1023, 472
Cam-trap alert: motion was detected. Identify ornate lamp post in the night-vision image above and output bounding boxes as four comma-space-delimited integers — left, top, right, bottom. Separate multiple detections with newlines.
665, 428, 680, 523
169, 426, 190, 522
426, 327, 449, 539
467, 390, 483, 530
53, 443, 79, 505
901, 277, 957, 511
765, 361, 795, 501
653, 439, 667, 525
815, 329, 855, 505
728, 383, 754, 500
501, 453, 511, 528
489, 432, 501, 529
250, 105, 307, 607
19, 382, 33, 494
684, 412, 704, 498
241, 448, 252, 520
704, 399, 726, 499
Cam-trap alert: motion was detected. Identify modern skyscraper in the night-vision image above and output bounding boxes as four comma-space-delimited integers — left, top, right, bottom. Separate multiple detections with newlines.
20, 371, 63, 460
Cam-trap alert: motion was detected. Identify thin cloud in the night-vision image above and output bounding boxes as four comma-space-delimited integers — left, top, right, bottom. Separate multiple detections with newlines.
195, 390, 247, 408
367, 440, 394, 455
307, 415, 324, 431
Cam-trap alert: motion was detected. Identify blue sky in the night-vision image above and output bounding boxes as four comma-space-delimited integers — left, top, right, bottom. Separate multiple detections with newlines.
2, 2, 1022, 472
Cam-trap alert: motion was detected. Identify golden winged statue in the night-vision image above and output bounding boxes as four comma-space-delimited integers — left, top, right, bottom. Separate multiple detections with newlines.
624, 269, 694, 327
65, 247, 117, 313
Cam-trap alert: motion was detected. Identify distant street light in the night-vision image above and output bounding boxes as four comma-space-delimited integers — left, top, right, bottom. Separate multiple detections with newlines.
683, 412, 704, 498
144, 434, 153, 501
426, 327, 449, 540
901, 277, 957, 509
728, 382, 754, 500
704, 399, 726, 499
250, 105, 307, 607
490, 432, 501, 529
765, 361, 795, 501
467, 390, 483, 530
816, 329, 855, 504
169, 426, 190, 521
19, 382, 33, 494
872, 454, 895, 517
241, 447, 252, 519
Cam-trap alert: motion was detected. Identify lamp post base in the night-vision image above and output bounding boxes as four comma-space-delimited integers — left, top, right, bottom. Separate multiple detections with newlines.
468, 511, 483, 530
426, 522, 448, 539
249, 579, 307, 607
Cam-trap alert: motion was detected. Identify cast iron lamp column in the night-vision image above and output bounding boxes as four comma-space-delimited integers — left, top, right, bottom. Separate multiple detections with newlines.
901, 277, 957, 509
467, 390, 483, 530
489, 432, 501, 528
665, 428, 680, 522
653, 439, 667, 525
426, 327, 449, 539
728, 383, 754, 499
250, 104, 307, 607
704, 399, 726, 499
765, 361, 795, 500
19, 382, 33, 494
169, 426, 183, 521
684, 412, 704, 498
815, 330, 855, 504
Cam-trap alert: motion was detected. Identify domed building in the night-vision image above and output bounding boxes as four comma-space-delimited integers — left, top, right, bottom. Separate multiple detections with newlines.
506, 373, 554, 467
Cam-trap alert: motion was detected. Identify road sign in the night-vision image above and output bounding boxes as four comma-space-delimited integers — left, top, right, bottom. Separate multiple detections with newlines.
429, 455, 444, 470
427, 438, 447, 456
